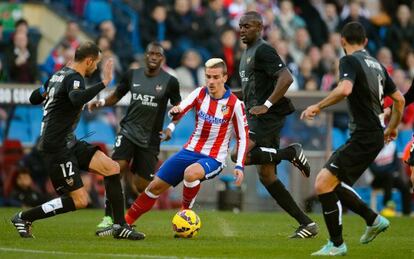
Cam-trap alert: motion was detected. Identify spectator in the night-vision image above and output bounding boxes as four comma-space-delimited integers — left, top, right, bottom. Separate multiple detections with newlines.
8, 169, 49, 208
175, 49, 205, 90
275, 39, 298, 81
404, 51, 414, 80
322, 2, 340, 33
274, 0, 306, 42
99, 20, 134, 70
288, 27, 311, 64
140, 4, 172, 52
369, 141, 412, 216
228, 0, 246, 29
215, 28, 241, 88
377, 47, 395, 75
307, 46, 324, 80
59, 21, 80, 51
386, 4, 414, 67
204, 0, 230, 56
40, 40, 74, 81
296, 56, 319, 90
4, 31, 37, 83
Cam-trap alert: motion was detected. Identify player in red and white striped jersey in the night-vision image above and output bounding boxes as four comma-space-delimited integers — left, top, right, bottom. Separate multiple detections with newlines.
123, 58, 248, 227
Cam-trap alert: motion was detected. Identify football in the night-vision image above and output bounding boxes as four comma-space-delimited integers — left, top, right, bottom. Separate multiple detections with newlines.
172, 209, 201, 238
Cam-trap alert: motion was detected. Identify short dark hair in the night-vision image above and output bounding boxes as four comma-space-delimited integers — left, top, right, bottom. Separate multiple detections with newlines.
146, 42, 164, 55
341, 22, 366, 45
243, 11, 263, 25
15, 18, 28, 28
74, 41, 101, 62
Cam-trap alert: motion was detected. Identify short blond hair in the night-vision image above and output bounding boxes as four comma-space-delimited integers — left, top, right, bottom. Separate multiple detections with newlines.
205, 58, 227, 74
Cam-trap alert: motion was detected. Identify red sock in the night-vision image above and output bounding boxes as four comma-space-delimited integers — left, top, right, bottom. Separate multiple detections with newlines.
125, 191, 157, 225
182, 180, 201, 209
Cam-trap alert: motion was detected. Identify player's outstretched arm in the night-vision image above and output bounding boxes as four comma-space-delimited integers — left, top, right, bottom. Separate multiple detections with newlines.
385, 90, 405, 143
88, 91, 120, 112
301, 79, 353, 120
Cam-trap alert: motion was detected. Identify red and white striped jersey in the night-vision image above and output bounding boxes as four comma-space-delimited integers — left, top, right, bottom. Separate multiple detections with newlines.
172, 86, 249, 169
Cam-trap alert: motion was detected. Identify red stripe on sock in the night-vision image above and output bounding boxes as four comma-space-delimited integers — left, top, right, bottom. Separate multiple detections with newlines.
182, 183, 201, 209
125, 192, 157, 224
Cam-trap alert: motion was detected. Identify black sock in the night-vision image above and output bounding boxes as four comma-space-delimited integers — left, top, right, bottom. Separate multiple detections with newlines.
249, 147, 279, 164
104, 196, 112, 217
104, 174, 126, 225
265, 180, 313, 225
318, 192, 343, 246
21, 195, 76, 222
335, 183, 377, 226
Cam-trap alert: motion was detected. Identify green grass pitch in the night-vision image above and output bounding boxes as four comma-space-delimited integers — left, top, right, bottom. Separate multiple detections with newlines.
0, 207, 413, 258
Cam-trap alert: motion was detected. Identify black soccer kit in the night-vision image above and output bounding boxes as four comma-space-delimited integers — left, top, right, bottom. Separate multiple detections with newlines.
33, 67, 105, 194
239, 38, 294, 147
112, 68, 181, 179
325, 50, 397, 185
400, 79, 414, 165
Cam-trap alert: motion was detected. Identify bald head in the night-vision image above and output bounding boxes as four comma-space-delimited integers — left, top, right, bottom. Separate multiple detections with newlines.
239, 12, 263, 46
242, 11, 263, 25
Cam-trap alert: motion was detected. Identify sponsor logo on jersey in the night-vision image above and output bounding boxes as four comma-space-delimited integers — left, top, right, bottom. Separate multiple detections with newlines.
73, 80, 80, 89
198, 110, 228, 124
132, 93, 158, 107
155, 84, 163, 92
50, 74, 65, 83
133, 83, 141, 87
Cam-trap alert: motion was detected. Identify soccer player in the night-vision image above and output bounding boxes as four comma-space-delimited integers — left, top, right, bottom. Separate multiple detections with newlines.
89, 42, 181, 230
10, 42, 144, 240
301, 22, 404, 256
234, 11, 318, 238
120, 58, 248, 230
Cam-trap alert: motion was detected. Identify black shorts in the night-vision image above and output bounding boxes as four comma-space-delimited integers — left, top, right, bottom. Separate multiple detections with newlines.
325, 130, 384, 185
42, 141, 99, 195
247, 113, 286, 148
112, 134, 158, 181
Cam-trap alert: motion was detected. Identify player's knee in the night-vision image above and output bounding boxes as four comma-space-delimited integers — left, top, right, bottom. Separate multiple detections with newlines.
258, 170, 275, 185
314, 174, 327, 194
104, 160, 120, 175
184, 167, 203, 182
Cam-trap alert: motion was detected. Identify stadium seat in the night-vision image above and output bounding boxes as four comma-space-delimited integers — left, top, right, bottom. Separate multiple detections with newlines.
86, 119, 115, 144
84, 0, 113, 25
8, 119, 32, 144
161, 111, 195, 148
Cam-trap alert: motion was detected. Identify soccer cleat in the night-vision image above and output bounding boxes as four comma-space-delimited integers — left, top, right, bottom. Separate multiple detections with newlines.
96, 225, 114, 237
113, 224, 146, 240
288, 143, 311, 177
311, 241, 347, 256
360, 215, 389, 244
96, 216, 113, 229
11, 212, 33, 238
290, 222, 319, 239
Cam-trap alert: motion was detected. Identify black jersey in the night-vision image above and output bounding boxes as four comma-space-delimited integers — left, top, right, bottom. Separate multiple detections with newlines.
239, 38, 294, 116
339, 50, 396, 133
115, 68, 181, 150
39, 67, 89, 152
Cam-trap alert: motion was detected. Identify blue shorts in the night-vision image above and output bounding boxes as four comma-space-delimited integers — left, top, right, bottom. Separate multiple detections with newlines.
156, 149, 224, 186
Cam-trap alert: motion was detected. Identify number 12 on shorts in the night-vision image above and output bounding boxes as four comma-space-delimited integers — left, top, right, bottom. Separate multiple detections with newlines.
60, 161, 74, 177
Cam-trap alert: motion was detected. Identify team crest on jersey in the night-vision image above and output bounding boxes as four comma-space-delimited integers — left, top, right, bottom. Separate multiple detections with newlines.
66, 177, 74, 186
73, 80, 80, 89
221, 105, 229, 116
155, 84, 163, 92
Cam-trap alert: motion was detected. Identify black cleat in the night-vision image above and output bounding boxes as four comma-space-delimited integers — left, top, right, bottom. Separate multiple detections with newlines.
289, 222, 319, 239
113, 224, 145, 240
288, 143, 310, 177
11, 212, 33, 238
96, 225, 114, 237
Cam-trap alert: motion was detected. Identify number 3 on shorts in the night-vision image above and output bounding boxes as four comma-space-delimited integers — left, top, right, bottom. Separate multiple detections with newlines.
115, 135, 123, 147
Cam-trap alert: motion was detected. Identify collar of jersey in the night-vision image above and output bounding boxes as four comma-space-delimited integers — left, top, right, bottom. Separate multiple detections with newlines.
204, 85, 231, 100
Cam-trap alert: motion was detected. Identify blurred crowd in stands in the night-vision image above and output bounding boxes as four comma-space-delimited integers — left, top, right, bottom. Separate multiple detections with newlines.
0, 0, 414, 213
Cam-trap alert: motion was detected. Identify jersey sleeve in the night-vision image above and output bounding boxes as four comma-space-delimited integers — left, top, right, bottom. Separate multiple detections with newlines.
114, 69, 132, 99
339, 55, 357, 83
231, 100, 249, 169
168, 76, 182, 106
381, 65, 397, 96
67, 74, 105, 107
171, 87, 202, 121
255, 44, 286, 77
29, 80, 49, 105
